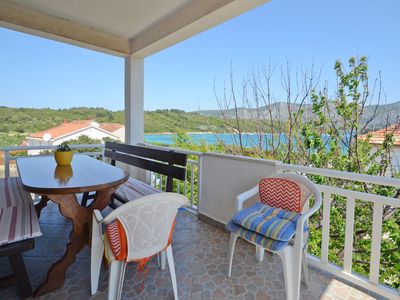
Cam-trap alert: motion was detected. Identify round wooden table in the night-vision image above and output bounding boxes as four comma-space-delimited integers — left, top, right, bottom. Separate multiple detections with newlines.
16, 155, 129, 296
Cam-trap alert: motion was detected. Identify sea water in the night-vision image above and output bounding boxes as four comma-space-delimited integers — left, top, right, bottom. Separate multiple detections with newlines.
144, 133, 279, 147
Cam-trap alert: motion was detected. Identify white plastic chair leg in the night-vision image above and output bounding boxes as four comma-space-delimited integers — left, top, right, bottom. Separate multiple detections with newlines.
159, 249, 167, 270
302, 250, 310, 287
166, 245, 178, 300
279, 246, 302, 300
108, 260, 127, 300
227, 233, 238, 278
91, 216, 104, 295
255, 245, 265, 262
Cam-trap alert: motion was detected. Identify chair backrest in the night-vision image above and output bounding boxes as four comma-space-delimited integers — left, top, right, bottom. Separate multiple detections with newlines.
104, 142, 187, 192
258, 173, 313, 213
103, 193, 187, 261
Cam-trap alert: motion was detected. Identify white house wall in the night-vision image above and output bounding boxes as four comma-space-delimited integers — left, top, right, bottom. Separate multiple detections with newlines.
111, 127, 125, 141
54, 127, 117, 143
199, 152, 281, 224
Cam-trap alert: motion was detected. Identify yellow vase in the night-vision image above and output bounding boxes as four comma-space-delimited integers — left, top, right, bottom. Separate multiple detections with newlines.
54, 151, 73, 165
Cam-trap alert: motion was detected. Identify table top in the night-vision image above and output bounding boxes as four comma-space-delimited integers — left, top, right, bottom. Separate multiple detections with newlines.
16, 155, 129, 194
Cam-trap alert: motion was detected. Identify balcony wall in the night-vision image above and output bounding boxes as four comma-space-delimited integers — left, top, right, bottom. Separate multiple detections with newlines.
199, 152, 281, 224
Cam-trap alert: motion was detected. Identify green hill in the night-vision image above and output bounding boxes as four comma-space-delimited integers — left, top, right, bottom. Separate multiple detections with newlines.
0, 107, 230, 146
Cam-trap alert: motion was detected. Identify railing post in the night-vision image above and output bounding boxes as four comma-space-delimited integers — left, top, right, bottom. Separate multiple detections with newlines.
370, 202, 383, 284
321, 191, 331, 264
343, 196, 356, 274
183, 169, 187, 196
4, 150, 10, 178
196, 156, 202, 214
190, 163, 195, 208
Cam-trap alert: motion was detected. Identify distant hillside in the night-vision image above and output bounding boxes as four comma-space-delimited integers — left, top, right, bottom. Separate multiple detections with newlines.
194, 101, 400, 131
1, 102, 399, 147
0, 107, 230, 146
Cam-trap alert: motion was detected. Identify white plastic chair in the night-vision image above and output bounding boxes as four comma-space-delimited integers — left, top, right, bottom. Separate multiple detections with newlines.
91, 192, 188, 300
227, 172, 322, 300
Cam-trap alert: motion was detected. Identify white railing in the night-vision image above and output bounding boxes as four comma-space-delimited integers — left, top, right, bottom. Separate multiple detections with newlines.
141, 143, 201, 212
0, 144, 104, 178
150, 159, 199, 212
280, 163, 400, 299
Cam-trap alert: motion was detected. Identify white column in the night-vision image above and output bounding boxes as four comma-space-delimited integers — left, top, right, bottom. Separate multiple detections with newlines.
124, 55, 148, 182
124, 55, 144, 145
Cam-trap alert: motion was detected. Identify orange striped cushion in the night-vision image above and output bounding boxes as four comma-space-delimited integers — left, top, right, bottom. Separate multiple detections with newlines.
105, 217, 176, 262
259, 178, 301, 212
0, 177, 42, 246
105, 219, 127, 261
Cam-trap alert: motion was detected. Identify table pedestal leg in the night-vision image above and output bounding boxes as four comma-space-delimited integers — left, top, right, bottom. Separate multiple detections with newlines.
34, 196, 49, 218
33, 188, 116, 297
34, 230, 85, 296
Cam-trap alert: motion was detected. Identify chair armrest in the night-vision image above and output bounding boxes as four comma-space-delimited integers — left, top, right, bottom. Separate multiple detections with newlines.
294, 188, 323, 248
235, 185, 259, 213
93, 209, 104, 224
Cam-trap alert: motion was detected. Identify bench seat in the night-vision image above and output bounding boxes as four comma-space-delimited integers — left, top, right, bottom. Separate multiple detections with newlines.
0, 177, 42, 299
0, 177, 42, 246
113, 177, 161, 204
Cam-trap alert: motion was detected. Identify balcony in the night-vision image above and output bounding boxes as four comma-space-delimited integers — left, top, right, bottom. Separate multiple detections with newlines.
0, 144, 398, 299
2, 1, 398, 298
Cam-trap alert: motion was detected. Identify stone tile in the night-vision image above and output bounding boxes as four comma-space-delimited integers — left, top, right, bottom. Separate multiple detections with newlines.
0, 209, 393, 300
38, 224, 72, 239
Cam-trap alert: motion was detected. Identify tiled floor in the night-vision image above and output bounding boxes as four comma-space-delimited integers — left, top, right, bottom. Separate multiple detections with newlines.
0, 201, 387, 300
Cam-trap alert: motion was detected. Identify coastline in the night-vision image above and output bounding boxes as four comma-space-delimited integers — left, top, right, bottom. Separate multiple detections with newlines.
145, 131, 216, 135
145, 132, 260, 135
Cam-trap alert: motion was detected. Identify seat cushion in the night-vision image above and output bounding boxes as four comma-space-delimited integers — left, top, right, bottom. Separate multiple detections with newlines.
114, 177, 161, 202
226, 221, 290, 251
0, 177, 33, 209
105, 217, 176, 262
0, 177, 42, 246
105, 219, 128, 261
232, 202, 303, 242
259, 178, 301, 212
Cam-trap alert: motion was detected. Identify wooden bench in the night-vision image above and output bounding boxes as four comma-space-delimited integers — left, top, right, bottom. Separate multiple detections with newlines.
0, 177, 42, 299
80, 142, 188, 208
103, 142, 187, 208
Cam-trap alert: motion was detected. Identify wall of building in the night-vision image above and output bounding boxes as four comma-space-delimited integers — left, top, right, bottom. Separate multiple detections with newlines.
198, 152, 281, 224
54, 127, 115, 143
110, 127, 125, 141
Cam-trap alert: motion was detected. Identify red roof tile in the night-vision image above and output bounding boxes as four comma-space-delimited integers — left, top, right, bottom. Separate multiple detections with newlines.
99, 123, 123, 133
30, 120, 93, 139
359, 124, 400, 145
29, 120, 123, 140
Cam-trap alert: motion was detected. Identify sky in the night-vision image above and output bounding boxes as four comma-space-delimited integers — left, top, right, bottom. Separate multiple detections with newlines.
0, 0, 399, 112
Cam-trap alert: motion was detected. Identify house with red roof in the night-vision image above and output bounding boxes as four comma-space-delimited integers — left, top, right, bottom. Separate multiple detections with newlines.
26, 120, 124, 154
359, 123, 400, 171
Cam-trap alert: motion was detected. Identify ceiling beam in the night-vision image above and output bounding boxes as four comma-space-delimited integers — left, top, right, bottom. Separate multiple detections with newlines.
130, 0, 269, 57
0, 0, 130, 56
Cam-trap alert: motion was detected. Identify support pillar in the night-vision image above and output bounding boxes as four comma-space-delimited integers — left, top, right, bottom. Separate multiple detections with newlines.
124, 55, 147, 181
124, 55, 144, 145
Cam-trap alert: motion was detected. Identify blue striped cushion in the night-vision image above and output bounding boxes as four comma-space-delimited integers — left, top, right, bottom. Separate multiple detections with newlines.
231, 202, 303, 242
226, 221, 289, 251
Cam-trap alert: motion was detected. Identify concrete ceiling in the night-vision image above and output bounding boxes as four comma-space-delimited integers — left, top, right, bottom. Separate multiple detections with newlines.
0, 0, 270, 57
5, 0, 193, 40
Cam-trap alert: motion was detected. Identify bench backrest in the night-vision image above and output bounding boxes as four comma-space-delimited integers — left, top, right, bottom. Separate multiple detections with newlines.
104, 142, 187, 192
